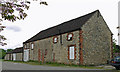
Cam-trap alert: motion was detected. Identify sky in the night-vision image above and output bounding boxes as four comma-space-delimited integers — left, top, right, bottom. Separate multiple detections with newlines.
0, 0, 119, 50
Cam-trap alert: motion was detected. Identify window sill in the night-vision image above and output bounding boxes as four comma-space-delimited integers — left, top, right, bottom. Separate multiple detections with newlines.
67, 39, 72, 41
69, 59, 76, 61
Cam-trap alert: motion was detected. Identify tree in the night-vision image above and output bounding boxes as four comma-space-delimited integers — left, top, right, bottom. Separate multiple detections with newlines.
115, 45, 120, 53
0, 49, 6, 59
0, 0, 47, 46
6, 49, 13, 52
113, 38, 120, 53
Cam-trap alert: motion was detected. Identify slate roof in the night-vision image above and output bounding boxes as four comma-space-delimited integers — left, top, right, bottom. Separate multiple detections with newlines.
6, 47, 23, 54
23, 10, 99, 43
6, 51, 13, 54
12, 47, 23, 53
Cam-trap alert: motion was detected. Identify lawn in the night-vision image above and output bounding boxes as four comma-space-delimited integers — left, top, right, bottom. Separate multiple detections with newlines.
0, 59, 4, 61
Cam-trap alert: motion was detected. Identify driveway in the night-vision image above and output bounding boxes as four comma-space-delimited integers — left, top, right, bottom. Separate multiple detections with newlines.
2, 61, 104, 70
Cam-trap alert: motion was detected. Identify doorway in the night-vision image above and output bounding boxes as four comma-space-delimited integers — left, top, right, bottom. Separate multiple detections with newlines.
24, 49, 29, 62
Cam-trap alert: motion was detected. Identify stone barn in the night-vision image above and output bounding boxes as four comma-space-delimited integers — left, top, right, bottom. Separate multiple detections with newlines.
4, 51, 13, 61
23, 10, 113, 65
4, 47, 23, 61
12, 47, 23, 61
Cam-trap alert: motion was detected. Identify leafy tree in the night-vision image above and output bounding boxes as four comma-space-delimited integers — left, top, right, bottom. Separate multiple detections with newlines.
113, 39, 120, 53
0, 0, 47, 46
0, 49, 6, 59
113, 38, 117, 53
115, 45, 120, 53
0, 49, 13, 59
6, 49, 13, 52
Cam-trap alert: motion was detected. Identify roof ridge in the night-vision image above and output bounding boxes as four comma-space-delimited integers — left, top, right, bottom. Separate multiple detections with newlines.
40, 10, 98, 32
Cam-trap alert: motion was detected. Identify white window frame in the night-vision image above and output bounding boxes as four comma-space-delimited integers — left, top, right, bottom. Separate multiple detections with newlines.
31, 43, 34, 49
68, 34, 73, 40
69, 46, 74, 59
53, 37, 57, 43
24, 45, 26, 48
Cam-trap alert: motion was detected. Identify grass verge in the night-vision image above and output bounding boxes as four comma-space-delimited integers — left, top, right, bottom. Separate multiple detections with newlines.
0, 59, 4, 61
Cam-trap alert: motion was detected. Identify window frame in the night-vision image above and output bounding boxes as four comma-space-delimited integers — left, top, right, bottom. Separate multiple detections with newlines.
24, 45, 26, 49
31, 43, 34, 50
67, 33, 74, 41
53, 36, 58, 43
68, 45, 76, 60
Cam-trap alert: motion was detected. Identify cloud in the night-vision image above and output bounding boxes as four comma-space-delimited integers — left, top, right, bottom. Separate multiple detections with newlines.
2, 43, 22, 50
12, 44, 22, 49
6, 25, 21, 32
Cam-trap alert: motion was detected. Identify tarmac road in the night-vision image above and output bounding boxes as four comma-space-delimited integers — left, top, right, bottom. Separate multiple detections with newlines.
2, 61, 104, 70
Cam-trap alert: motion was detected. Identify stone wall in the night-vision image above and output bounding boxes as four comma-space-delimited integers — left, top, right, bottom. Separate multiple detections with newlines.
28, 30, 80, 65
59, 30, 80, 64
81, 11, 112, 65
4, 54, 9, 60
4, 54, 12, 60
24, 11, 112, 65
16, 53, 23, 61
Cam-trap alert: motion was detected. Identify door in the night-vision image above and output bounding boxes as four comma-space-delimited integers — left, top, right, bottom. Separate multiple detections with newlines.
42, 52, 44, 63
24, 49, 29, 62
9, 54, 11, 60
53, 53, 55, 62
38, 49, 41, 62
13, 53, 16, 61
11, 54, 13, 60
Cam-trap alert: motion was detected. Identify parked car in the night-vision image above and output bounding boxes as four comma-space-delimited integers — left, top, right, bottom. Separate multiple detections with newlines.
110, 56, 120, 70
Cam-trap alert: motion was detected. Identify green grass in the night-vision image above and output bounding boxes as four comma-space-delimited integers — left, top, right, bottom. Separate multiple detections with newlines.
44, 62, 104, 69
0, 59, 4, 61
4, 60, 105, 69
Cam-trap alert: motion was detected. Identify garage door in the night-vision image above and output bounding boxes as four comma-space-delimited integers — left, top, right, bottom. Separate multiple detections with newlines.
13, 53, 16, 61
24, 49, 29, 62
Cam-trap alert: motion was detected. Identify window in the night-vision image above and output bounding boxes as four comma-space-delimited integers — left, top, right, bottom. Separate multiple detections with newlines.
53, 37, 58, 43
67, 33, 73, 41
69, 46, 74, 59
31, 43, 34, 49
68, 45, 76, 60
24, 45, 26, 48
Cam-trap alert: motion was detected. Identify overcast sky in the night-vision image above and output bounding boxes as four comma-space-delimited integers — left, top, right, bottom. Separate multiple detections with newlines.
0, 0, 119, 50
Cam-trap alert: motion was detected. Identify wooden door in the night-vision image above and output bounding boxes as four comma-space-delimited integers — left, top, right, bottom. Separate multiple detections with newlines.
38, 49, 41, 62
53, 53, 55, 62
42, 52, 44, 63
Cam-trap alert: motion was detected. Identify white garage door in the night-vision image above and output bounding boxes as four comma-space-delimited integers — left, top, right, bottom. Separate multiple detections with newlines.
13, 54, 16, 61
24, 49, 29, 62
